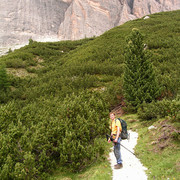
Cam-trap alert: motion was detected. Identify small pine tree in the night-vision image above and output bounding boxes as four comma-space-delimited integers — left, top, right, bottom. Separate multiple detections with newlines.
29, 38, 34, 45
123, 29, 159, 110
8, 48, 12, 53
0, 66, 10, 92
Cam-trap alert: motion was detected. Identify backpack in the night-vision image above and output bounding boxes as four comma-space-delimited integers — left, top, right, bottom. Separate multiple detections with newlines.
116, 118, 128, 140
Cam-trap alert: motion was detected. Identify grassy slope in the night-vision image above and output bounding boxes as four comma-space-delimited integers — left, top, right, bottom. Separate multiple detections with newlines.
122, 114, 180, 180
0, 10, 179, 179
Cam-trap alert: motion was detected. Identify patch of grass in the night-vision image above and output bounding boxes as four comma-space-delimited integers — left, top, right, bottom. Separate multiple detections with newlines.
135, 118, 180, 179
118, 114, 180, 179
6, 68, 37, 78
121, 114, 144, 131
48, 160, 112, 180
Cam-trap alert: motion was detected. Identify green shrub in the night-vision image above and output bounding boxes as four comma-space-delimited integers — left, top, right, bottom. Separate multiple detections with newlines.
29, 38, 34, 45
15, 52, 34, 62
8, 48, 13, 54
0, 66, 10, 103
5, 59, 26, 68
0, 66, 10, 91
104, 77, 123, 107
0, 91, 110, 179
137, 98, 180, 120
26, 67, 36, 73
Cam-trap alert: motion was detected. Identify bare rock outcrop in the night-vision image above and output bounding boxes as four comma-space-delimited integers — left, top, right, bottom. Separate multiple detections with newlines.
0, 0, 70, 46
0, 0, 180, 47
58, 0, 124, 40
58, 0, 180, 40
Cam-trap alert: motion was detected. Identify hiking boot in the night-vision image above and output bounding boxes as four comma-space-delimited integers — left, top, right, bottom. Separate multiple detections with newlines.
114, 163, 123, 169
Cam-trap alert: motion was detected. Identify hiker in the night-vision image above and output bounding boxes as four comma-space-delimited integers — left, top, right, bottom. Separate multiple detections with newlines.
108, 112, 123, 169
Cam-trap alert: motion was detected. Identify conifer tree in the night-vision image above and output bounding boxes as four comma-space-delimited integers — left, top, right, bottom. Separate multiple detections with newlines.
123, 29, 159, 110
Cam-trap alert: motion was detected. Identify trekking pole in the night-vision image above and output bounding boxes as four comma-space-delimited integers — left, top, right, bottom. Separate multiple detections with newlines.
106, 134, 136, 156
120, 144, 136, 156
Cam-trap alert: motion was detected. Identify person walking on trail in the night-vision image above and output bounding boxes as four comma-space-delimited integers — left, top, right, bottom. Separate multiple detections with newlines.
108, 112, 123, 169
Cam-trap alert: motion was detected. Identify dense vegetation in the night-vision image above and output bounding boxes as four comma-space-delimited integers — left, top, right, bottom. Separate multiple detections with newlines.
0, 10, 179, 179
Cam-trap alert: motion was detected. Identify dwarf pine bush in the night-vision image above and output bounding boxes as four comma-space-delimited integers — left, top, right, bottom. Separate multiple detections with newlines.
0, 91, 109, 179
0, 66, 9, 91
0, 66, 10, 103
137, 98, 180, 121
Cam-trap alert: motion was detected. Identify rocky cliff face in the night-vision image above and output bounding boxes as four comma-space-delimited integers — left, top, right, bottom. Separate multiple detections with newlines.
0, 0, 70, 46
0, 0, 180, 47
58, 0, 180, 40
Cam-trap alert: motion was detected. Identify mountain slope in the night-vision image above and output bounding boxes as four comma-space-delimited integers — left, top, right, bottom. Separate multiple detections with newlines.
0, 10, 179, 179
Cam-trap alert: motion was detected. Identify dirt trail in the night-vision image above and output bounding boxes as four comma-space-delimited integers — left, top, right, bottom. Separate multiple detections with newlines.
109, 130, 148, 180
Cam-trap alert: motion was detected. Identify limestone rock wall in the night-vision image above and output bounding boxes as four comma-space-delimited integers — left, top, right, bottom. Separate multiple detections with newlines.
0, 0, 70, 46
0, 0, 180, 47
58, 0, 180, 40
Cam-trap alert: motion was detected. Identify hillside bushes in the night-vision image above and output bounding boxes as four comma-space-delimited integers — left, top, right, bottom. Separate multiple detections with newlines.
0, 91, 109, 179
0, 66, 9, 91
0, 10, 180, 179
0, 66, 10, 103
0, 38, 112, 179
137, 98, 180, 121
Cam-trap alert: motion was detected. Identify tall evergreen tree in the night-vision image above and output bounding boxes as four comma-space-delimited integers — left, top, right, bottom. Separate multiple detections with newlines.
123, 29, 159, 110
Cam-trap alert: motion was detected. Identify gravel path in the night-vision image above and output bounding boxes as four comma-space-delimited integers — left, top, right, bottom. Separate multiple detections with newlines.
109, 130, 148, 180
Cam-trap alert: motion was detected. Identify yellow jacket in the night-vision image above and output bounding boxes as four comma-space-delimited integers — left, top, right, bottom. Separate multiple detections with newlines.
111, 119, 122, 135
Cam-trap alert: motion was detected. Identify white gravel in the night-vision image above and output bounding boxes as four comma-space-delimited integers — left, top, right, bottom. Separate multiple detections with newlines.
109, 130, 148, 180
